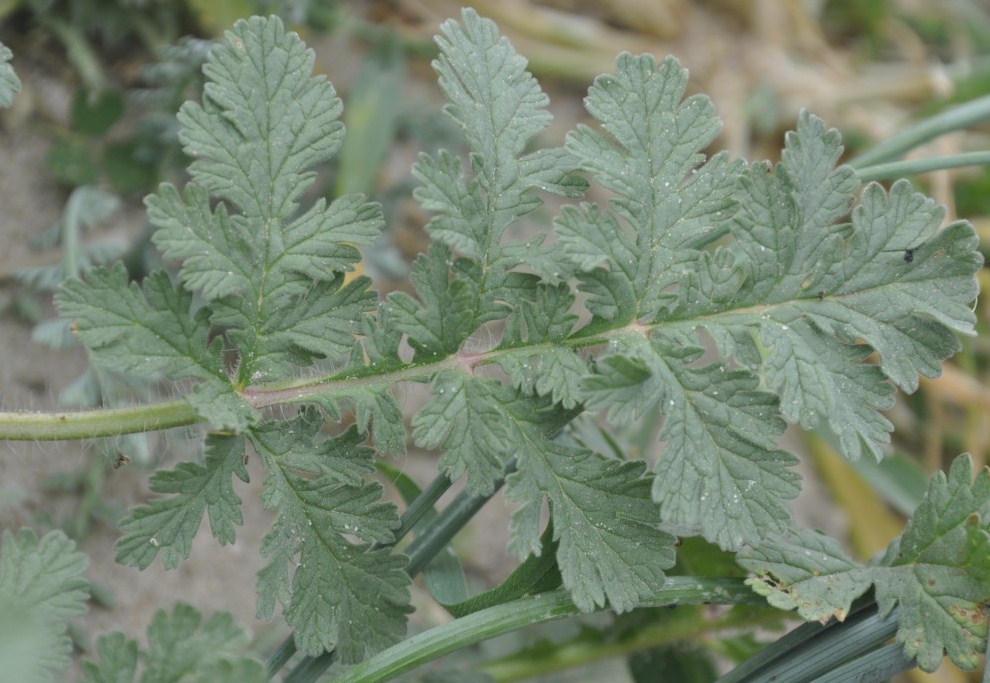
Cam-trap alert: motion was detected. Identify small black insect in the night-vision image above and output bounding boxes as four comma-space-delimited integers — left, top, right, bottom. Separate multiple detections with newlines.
817, 290, 825, 302
883, 246, 919, 262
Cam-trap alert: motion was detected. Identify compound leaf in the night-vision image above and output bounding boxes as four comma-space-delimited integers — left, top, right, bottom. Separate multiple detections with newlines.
81, 632, 138, 683
116, 434, 249, 570
56, 264, 256, 431
564, 50, 979, 568
82, 604, 264, 683
0, 529, 90, 683
412, 370, 516, 495
147, 15, 384, 383
725, 113, 981, 459
739, 454, 990, 673
585, 334, 800, 550
875, 454, 990, 671
249, 418, 411, 662
505, 409, 675, 612
387, 244, 477, 359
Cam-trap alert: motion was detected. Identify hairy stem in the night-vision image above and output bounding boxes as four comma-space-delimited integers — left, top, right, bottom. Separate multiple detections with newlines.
0, 399, 199, 441
0, 293, 825, 442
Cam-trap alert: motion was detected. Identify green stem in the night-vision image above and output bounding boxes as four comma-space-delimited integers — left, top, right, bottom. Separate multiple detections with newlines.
390, 472, 454, 546
0, 322, 607, 441
0, 399, 198, 440
855, 151, 990, 182
404, 468, 506, 576
848, 94, 990, 169
328, 578, 759, 683
479, 602, 782, 682
265, 637, 297, 677
40, 16, 105, 91
0, 276, 873, 443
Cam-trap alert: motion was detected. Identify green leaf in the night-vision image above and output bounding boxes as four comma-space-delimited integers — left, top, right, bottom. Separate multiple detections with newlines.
179, 16, 341, 224
70, 87, 125, 136
504, 402, 676, 613
142, 604, 265, 682
739, 454, 990, 673
585, 334, 800, 550
810, 181, 979, 390
412, 370, 517, 495
81, 632, 137, 683
432, 8, 550, 201
56, 264, 256, 431
249, 418, 411, 662
755, 315, 895, 461
387, 244, 477, 358
315, 385, 407, 457
737, 528, 871, 622
0, 529, 90, 683
115, 434, 249, 570
147, 15, 384, 382
413, 150, 485, 259
229, 274, 376, 379
428, 9, 583, 246
562, 53, 742, 323
498, 283, 586, 408
651, 361, 800, 550
0, 41, 20, 108
497, 346, 586, 410
80, 604, 264, 683
875, 454, 990, 671
443, 524, 561, 618
408, 8, 585, 345
723, 112, 982, 459
145, 183, 255, 301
